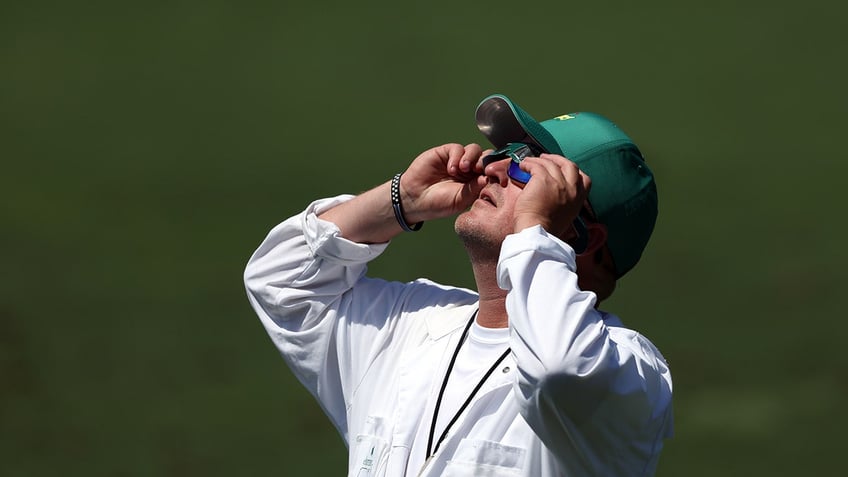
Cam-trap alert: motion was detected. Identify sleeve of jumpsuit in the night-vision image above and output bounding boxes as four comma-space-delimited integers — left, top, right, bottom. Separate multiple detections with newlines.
497, 225, 674, 476
243, 195, 407, 442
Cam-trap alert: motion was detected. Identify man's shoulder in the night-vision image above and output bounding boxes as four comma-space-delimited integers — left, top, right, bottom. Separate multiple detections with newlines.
405, 278, 477, 303
603, 312, 670, 376
401, 278, 478, 340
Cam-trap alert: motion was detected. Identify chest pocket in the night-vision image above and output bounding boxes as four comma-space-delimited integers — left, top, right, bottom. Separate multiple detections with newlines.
350, 416, 390, 477
443, 439, 526, 477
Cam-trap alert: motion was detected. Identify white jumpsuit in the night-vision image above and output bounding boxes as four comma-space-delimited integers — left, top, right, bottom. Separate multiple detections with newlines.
244, 196, 673, 477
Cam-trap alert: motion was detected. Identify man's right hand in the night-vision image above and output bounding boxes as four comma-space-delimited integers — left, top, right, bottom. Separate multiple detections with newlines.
399, 143, 488, 224
317, 143, 488, 244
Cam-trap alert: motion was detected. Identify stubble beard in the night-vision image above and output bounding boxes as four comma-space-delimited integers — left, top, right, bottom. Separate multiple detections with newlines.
454, 210, 504, 263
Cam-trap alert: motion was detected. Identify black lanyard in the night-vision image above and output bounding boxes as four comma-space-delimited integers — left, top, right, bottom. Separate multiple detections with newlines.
425, 311, 512, 459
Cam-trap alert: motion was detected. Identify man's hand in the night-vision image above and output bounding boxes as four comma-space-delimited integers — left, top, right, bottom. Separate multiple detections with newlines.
317, 143, 488, 244
400, 143, 489, 224
512, 154, 591, 240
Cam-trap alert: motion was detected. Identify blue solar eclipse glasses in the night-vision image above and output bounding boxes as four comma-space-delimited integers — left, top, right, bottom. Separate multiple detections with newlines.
481, 142, 589, 254
481, 142, 540, 184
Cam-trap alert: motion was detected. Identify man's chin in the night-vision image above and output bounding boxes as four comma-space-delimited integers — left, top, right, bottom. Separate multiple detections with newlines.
453, 210, 477, 236
454, 213, 503, 252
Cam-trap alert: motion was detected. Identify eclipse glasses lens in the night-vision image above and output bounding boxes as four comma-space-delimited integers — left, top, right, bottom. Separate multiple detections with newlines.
481, 142, 542, 184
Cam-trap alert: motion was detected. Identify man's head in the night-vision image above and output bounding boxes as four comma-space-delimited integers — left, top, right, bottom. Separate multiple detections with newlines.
474, 93, 658, 278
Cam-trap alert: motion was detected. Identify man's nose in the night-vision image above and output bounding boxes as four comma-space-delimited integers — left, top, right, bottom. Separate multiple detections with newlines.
484, 159, 511, 187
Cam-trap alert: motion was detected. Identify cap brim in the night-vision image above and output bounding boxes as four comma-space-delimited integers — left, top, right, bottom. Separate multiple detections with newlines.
475, 94, 563, 155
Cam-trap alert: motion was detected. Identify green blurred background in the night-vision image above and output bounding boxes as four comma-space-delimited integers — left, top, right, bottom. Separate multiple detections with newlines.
2, 0, 846, 475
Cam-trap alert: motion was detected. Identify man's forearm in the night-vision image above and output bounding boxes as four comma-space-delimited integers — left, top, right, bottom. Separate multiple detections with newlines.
318, 180, 407, 244
318, 143, 487, 244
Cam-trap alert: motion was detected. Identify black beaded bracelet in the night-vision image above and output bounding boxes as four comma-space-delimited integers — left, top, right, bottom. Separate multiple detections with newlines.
391, 173, 423, 232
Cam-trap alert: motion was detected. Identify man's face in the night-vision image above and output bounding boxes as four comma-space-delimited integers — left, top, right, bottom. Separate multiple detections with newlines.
454, 158, 524, 253
454, 153, 589, 254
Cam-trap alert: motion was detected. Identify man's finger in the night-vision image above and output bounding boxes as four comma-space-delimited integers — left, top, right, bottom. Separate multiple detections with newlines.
474, 148, 494, 173
444, 143, 468, 176
459, 143, 483, 173
519, 156, 567, 184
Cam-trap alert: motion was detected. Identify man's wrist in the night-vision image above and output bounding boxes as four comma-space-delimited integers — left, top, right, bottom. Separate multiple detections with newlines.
391, 173, 423, 232
514, 215, 550, 234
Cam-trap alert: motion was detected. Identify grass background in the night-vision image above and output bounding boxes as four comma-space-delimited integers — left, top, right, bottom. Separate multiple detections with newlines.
2, 0, 846, 475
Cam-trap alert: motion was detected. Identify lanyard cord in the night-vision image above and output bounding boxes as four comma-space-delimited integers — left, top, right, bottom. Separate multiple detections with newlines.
425, 310, 512, 459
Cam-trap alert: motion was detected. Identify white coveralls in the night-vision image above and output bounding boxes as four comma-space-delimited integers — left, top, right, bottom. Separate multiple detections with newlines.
244, 196, 674, 477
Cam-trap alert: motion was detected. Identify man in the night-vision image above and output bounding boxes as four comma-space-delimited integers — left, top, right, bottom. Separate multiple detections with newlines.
244, 94, 673, 476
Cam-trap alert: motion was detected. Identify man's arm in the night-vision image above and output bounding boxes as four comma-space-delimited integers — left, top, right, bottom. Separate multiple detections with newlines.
498, 227, 673, 476
318, 143, 488, 243
243, 143, 490, 436
491, 153, 671, 474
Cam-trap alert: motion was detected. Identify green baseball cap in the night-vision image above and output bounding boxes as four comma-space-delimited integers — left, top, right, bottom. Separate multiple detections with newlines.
475, 93, 658, 277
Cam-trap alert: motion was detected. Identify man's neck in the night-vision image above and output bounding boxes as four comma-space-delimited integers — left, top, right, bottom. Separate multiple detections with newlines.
470, 260, 509, 328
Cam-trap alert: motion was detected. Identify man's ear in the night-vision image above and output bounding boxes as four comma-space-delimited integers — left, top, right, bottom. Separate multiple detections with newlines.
577, 223, 608, 256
